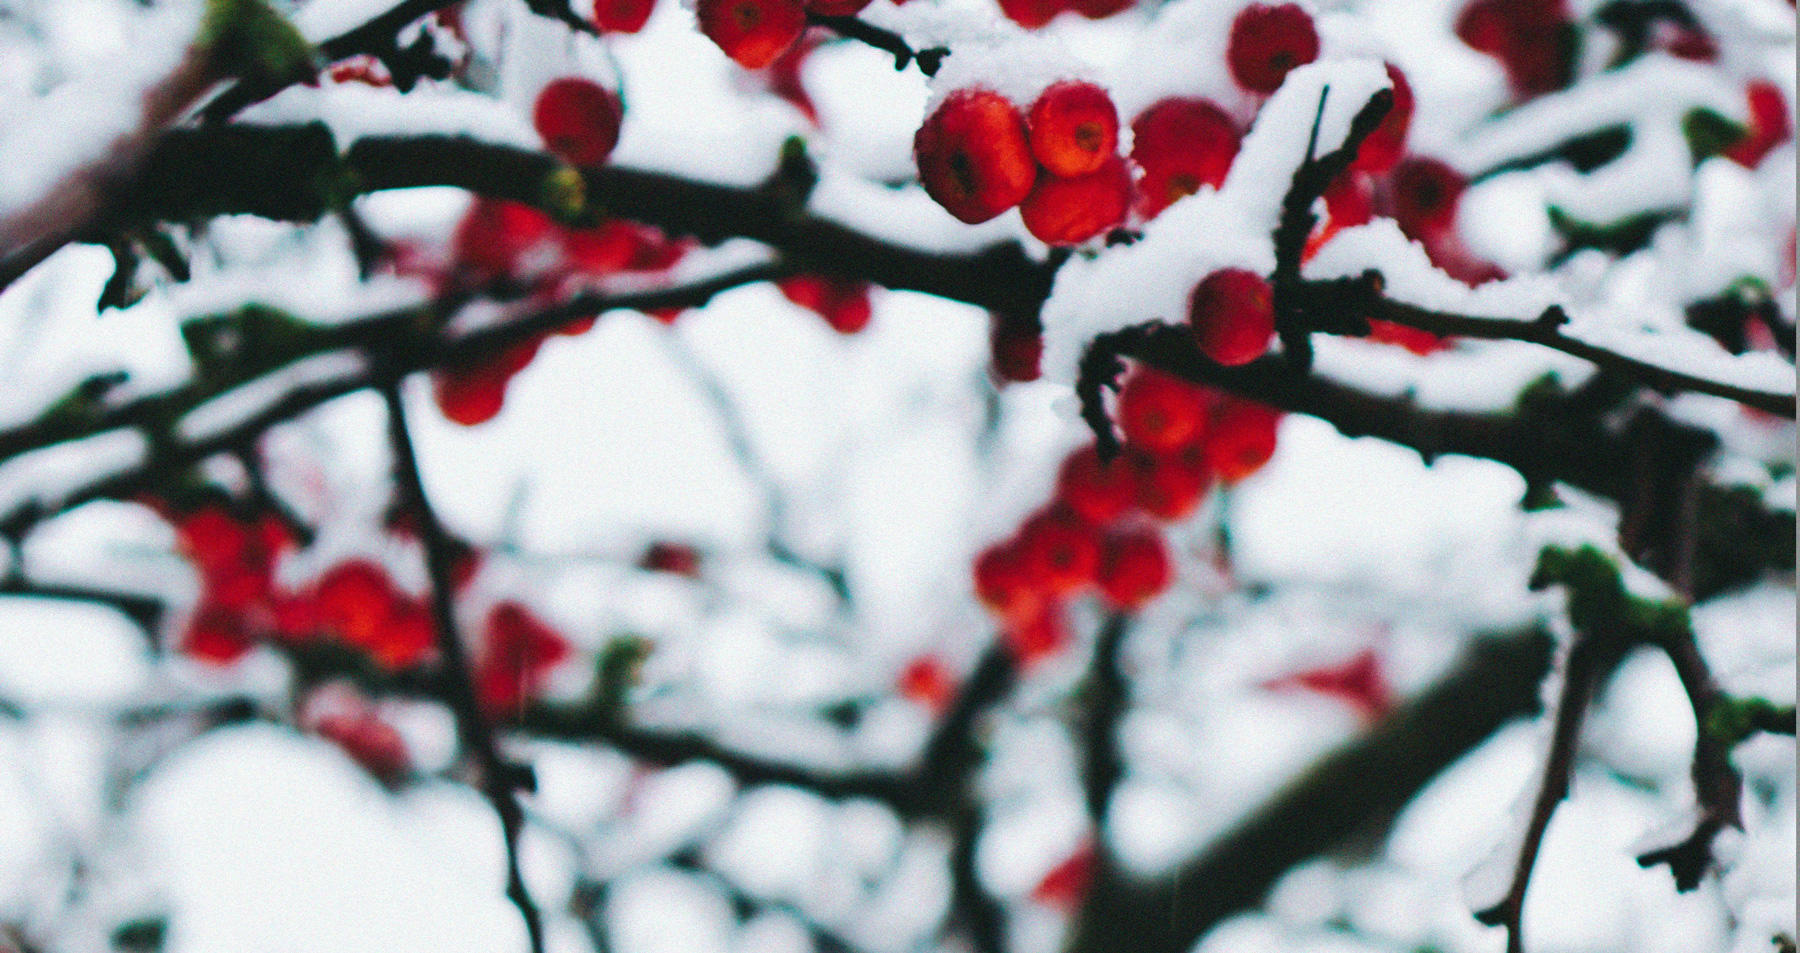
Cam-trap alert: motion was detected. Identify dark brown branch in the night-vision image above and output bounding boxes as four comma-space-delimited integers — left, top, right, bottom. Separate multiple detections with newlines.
1270, 87, 1395, 371
198, 0, 467, 123
379, 380, 544, 953
1065, 627, 1555, 953
1638, 625, 1744, 890
1076, 323, 1790, 597
341, 136, 1056, 316
0, 577, 166, 635
1299, 275, 1795, 418
1471, 634, 1620, 953
0, 264, 787, 542
26, 122, 1785, 417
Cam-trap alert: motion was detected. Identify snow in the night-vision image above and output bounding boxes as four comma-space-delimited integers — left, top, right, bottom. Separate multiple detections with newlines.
0, 0, 201, 224
0, 0, 1792, 951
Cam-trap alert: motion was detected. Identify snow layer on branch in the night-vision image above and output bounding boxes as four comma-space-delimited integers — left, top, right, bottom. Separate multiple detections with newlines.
1103, 0, 1244, 121
1039, 58, 1391, 385
1454, 56, 1741, 175
1305, 219, 1563, 317
242, 82, 539, 151
921, 29, 1091, 115
0, 0, 200, 222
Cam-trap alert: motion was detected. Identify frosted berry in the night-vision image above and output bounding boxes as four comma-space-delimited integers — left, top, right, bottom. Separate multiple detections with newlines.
1227, 3, 1320, 95
915, 89, 1038, 225
1188, 268, 1275, 366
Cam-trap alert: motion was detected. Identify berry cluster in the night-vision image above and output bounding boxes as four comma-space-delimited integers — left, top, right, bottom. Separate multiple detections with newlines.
423, 198, 692, 425
912, 81, 1130, 245
163, 501, 573, 724
913, 4, 1324, 241
973, 368, 1282, 666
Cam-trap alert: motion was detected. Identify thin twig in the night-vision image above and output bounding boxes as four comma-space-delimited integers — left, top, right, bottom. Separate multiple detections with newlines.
1471, 633, 1615, 953
1079, 613, 1130, 824
806, 14, 948, 75
1307, 278, 1796, 418
379, 380, 544, 953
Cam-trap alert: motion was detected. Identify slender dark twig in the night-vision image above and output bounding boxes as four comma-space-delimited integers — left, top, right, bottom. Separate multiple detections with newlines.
379, 380, 544, 953
806, 14, 948, 75
1301, 276, 1796, 418
1471, 633, 1616, 953
1638, 625, 1745, 890
1079, 613, 1130, 824
1065, 627, 1556, 953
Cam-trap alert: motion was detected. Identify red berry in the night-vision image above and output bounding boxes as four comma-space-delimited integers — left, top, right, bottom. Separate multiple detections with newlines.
176, 508, 291, 612
452, 198, 556, 284
1097, 528, 1173, 609
561, 220, 641, 274
1032, 845, 1096, 911
1056, 445, 1137, 525
1128, 444, 1211, 521
1725, 81, 1791, 168
973, 540, 1039, 618
898, 656, 956, 713
1129, 98, 1240, 218
370, 596, 436, 670
1002, 600, 1070, 666
1021, 156, 1132, 246
431, 335, 544, 427
533, 78, 623, 168
1453, 0, 1510, 54
641, 541, 702, 576
1351, 64, 1413, 174
1204, 395, 1282, 483
806, 0, 873, 15
315, 711, 413, 784
593, 0, 657, 32
1188, 268, 1274, 366
182, 602, 256, 665
1454, 0, 1573, 98
763, 33, 823, 124
314, 560, 397, 650
477, 602, 571, 714
1117, 367, 1210, 451
780, 275, 874, 333
1017, 506, 1104, 595
915, 89, 1038, 225
1386, 157, 1466, 241
997, 0, 1068, 29
1028, 81, 1120, 178
696, 0, 808, 69
1069, 0, 1133, 17
1367, 319, 1450, 354
1227, 3, 1320, 95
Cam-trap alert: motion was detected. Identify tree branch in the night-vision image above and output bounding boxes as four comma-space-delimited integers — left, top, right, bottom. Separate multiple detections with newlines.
1065, 627, 1556, 953
805, 14, 948, 75
1297, 275, 1795, 418
380, 378, 543, 953
1077, 323, 1790, 596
